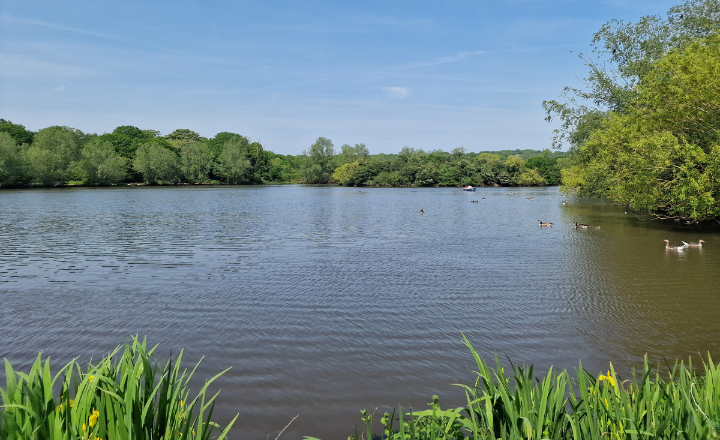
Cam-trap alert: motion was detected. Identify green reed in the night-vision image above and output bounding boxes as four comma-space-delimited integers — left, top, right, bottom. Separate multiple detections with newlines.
341, 336, 720, 440
0, 336, 237, 440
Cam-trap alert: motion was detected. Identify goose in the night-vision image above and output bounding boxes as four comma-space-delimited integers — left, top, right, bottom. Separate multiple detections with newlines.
420, 209, 424, 214
526, 197, 533, 200
664, 239, 687, 250
684, 239, 705, 247
539, 220, 553, 227
562, 200, 569, 205
574, 222, 589, 229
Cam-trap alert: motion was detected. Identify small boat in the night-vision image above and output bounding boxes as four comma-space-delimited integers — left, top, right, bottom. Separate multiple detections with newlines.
463, 185, 476, 192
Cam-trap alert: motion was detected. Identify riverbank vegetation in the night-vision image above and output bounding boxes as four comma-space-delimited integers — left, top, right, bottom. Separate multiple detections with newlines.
339, 337, 720, 440
545, 0, 720, 220
0, 120, 568, 189
6, 337, 719, 440
0, 337, 236, 440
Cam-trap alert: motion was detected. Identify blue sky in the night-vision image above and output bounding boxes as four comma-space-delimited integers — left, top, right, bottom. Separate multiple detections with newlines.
1, 0, 681, 155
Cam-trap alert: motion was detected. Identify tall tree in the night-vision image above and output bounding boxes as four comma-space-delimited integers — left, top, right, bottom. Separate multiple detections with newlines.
75, 140, 127, 185
303, 137, 336, 183
215, 138, 252, 184
543, 0, 720, 150
0, 132, 24, 186
0, 119, 34, 145
133, 139, 179, 184
22, 126, 82, 186
562, 32, 720, 219
180, 141, 214, 183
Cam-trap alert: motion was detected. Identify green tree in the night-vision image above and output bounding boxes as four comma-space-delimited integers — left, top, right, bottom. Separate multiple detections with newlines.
340, 143, 369, 164
75, 140, 127, 185
0, 132, 24, 186
562, 32, 720, 219
22, 126, 82, 186
180, 142, 214, 183
543, 0, 720, 150
215, 138, 252, 184
0, 119, 34, 145
303, 137, 336, 183
133, 140, 180, 184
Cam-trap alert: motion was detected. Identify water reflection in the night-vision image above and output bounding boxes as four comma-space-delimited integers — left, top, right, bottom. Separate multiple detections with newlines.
1, 186, 719, 439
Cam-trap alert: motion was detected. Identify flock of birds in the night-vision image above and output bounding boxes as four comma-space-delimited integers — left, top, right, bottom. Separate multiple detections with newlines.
420, 193, 708, 251
664, 239, 705, 250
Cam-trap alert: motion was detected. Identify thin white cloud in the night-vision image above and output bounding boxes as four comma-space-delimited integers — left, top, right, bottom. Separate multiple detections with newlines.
399, 50, 487, 69
1, 13, 117, 41
383, 86, 411, 99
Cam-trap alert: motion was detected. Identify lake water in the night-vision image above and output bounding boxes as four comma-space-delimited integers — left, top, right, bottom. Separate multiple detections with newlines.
1, 185, 719, 439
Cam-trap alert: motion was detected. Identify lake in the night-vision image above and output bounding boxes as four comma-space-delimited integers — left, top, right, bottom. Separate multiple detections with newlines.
1, 185, 719, 439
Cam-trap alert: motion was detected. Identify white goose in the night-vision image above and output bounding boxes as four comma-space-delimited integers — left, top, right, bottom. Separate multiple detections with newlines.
664, 239, 688, 250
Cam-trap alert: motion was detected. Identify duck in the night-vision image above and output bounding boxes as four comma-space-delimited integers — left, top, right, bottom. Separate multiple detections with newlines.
562, 200, 569, 205
526, 197, 533, 200
420, 209, 424, 214
683, 239, 705, 247
539, 220, 553, 227
574, 222, 589, 229
664, 239, 687, 250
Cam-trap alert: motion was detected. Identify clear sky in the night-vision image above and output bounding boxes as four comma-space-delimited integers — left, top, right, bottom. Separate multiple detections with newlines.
1, 0, 681, 155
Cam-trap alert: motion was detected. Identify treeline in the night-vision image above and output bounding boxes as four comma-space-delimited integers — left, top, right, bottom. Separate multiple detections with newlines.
0, 121, 568, 188
545, 0, 720, 220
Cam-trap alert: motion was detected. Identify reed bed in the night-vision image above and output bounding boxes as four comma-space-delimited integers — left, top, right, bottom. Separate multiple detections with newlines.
341, 336, 720, 440
0, 337, 237, 440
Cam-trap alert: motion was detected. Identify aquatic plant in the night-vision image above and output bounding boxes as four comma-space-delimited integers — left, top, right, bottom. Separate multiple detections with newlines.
0, 336, 237, 440
340, 335, 720, 440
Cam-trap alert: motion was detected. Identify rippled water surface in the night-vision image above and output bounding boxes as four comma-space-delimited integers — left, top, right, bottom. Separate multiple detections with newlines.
2, 186, 719, 439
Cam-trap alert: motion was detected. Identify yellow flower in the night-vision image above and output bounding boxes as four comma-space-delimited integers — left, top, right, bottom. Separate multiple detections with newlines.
604, 398, 609, 409
89, 408, 99, 427
70, 399, 75, 408
180, 400, 184, 407
83, 423, 87, 432
88, 375, 95, 383
56, 403, 64, 412
598, 371, 616, 387
192, 429, 196, 436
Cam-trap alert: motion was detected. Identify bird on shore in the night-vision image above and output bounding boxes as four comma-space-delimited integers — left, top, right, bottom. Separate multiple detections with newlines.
683, 239, 705, 247
574, 222, 589, 229
664, 239, 688, 250
539, 220, 553, 227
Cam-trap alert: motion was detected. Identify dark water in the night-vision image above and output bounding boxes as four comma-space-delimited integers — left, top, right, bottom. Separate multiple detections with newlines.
1, 186, 719, 439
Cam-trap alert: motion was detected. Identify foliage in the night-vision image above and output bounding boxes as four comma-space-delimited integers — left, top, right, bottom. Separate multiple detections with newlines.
0, 336, 237, 440
336, 336, 720, 440
0, 119, 35, 145
75, 140, 127, 186
303, 137, 336, 183
22, 126, 83, 187
543, 0, 720, 150
0, 132, 25, 187
179, 142, 214, 183
133, 139, 180, 184
215, 138, 252, 184
562, 32, 720, 220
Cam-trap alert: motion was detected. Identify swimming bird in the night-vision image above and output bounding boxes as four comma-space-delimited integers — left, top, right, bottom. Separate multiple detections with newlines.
420, 209, 424, 214
664, 239, 687, 250
574, 222, 589, 229
684, 239, 705, 247
539, 220, 553, 227
526, 197, 533, 200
